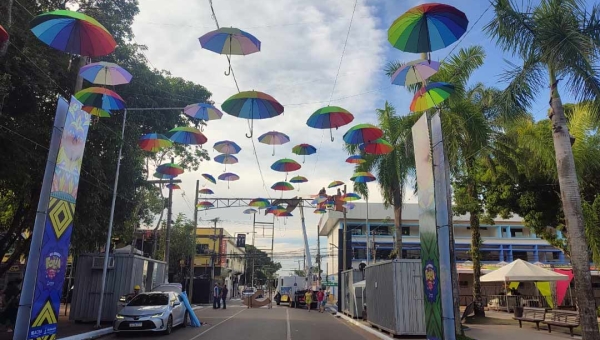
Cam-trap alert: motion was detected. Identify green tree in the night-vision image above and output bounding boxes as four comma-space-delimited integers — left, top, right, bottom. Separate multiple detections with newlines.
486, 2, 600, 335
156, 214, 195, 280
243, 245, 281, 286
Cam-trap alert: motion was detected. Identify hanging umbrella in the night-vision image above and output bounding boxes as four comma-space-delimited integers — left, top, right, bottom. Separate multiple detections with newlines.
388, 3, 468, 53
202, 173, 216, 185
221, 90, 284, 138
249, 198, 270, 209
218, 172, 240, 189
196, 201, 214, 210
0, 25, 9, 44
168, 126, 207, 145
75, 87, 125, 112
139, 133, 173, 152
343, 202, 356, 210
391, 59, 440, 86
345, 155, 366, 164
270, 159, 301, 180
214, 154, 239, 172
275, 211, 293, 219
361, 139, 394, 155
290, 175, 308, 192
213, 140, 241, 155
292, 144, 317, 163
79, 61, 132, 86
259, 131, 290, 156
82, 106, 111, 118
271, 181, 294, 191
156, 163, 184, 176
266, 205, 286, 215
351, 171, 376, 183
199, 188, 214, 195
343, 193, 362, 201
343, 124, 384, 145
306, 106, 354, 142
244, 208, 258, 214
311, 195, 328, 204
166, 184, 181, 190
184, 103, 223, 122
153, 172, 176, 180
314, 209, 327, 214
410, 82, 455, 112
30, 10, 116, 57
328, 181, 344, 188
199, 27, 261, 75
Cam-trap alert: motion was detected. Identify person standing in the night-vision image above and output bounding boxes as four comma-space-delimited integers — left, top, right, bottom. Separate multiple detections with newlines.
213, 283, 221, 309
316, 288, 325, 313
304, 290, 313, 312
221, 284, 228, 309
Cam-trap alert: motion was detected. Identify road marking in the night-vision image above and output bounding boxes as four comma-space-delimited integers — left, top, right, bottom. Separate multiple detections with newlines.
189, 308, 245, 340
286, 308, 292, 340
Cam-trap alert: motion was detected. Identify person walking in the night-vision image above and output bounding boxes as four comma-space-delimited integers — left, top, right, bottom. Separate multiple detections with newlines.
316, 288, 325, 313
304, 290, 313, 312
221, 284, 228, 309
213, 283, 221, 309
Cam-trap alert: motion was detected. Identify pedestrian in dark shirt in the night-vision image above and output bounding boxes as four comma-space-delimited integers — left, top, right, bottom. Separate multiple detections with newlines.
221, 285, 228, 309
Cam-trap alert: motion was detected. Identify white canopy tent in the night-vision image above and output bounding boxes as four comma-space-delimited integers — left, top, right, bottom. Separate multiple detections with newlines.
480, 259, 569, 282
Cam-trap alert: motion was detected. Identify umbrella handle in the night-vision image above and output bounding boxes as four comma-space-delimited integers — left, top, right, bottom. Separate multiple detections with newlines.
330, 129, 334, 142
245, 119, 254, 138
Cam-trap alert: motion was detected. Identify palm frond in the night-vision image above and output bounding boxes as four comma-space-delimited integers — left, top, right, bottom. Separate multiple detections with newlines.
498, 56, 545, 114
485, 0, 537, 58
432, 46, 486, 95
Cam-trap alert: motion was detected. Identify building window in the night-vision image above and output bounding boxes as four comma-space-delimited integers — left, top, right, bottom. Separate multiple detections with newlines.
353, 248, 366, 259
402, 227, 410, 236
455, 251, 471, 261
481, 251, 500, 262
402, 249, 420, 259
510, 228, 524, 238
552, 252, 561, 260
513, 251, 528, 261
376, 248, 392, 260
196, 244, 209, 254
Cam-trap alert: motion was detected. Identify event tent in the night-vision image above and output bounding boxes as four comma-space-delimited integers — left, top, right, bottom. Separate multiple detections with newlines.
480, 259, 569, 282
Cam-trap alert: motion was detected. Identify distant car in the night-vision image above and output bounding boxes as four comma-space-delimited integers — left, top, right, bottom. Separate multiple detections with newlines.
113, 292, 188, 335
242, 287, 257, 298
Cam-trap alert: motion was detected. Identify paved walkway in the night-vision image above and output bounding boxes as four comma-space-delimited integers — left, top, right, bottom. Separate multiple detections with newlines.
466, 324, 581, 340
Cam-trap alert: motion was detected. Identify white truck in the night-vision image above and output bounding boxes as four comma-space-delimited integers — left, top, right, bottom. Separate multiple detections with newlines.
274, 275, 304, 307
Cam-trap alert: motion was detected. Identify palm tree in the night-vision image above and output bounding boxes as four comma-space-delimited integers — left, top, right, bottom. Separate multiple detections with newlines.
345, 102, 417, 261
486, 1, 600, 337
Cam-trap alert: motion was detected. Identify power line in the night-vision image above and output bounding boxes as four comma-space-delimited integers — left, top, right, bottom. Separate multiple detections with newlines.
328, 0, 358, 105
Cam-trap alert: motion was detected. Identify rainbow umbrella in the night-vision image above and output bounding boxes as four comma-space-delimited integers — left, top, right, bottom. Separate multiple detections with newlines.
202, 173, 216, 185
249, 198, 270, 208
196, 201, 214, 210
328, 181, 344, 188
314, 209, 327, 214
306, 106, 354, 141
156, 163, 184, 176
168, 127, 207, 145
343, 202, 356, 210
199, 188, 214, 195
266, 205, 286, 215
346, 155, 366, 164
213, 140, 241, 155
271, 181, 294, 191
139, 133, 173, 152
244, 208, 258, 214
274, 211, 293, 217
30, 10, 116, 57
343, 193, 362, 201
311, 195, 328, 204
361, 139, 394, 155
82, 106, 111, 118
214, 154, 238, 172
0, 25, 9, 44
391, 59, 440, 86
153, 172, 175, 180
199, 27, 261, 75
184, 103, 223, 122
292, 144, 316, 163
351, 171, 376, 183
270, 159, 301, 179
290, 175, 308, 192
166, 184, 181, 190
388, 3, 468, 53
410, 82, 455, 112
79, 61, 132, 86
343, 124, 384, 145
75, 87, 125, 112
218, 172, 240, 189
221, 91, 284, 138
259, 131, 290, 156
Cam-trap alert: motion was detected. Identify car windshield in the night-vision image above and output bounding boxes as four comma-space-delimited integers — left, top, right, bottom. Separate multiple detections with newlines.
128, 294, 169, 306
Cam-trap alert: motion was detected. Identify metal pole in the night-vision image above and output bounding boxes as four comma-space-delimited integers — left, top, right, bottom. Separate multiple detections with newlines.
251, 215, 255, 287
14, 97, 68, 340
317, 217, 321, 286
211, 218, 218, 291
189, 180, 199, 299
342, 185, 347, 271
299, 200, 313, 286
96, 109, 127, 327
164, 157, 174, 283
366, 196, 370, 265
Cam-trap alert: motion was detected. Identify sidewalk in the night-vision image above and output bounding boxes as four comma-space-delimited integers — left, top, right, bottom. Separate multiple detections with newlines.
465, 324, 580, 340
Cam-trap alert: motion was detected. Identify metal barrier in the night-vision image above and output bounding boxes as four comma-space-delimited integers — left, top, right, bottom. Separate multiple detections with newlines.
487, 295, 566, 311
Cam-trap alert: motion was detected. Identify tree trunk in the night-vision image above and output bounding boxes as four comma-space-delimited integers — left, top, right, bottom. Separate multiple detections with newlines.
393, 187, 403, 259
468, 180, 485, 317
548, 72, 600, 340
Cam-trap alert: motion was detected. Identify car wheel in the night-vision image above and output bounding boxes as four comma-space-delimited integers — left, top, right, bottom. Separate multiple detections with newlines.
164, 315, 173, 335
182, 311, 189, 328
276, 301, 281, 306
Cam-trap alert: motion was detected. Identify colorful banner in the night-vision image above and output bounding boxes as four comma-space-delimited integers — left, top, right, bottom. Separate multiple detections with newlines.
555, 269, 574, 305
28, 98, 90, 339
412, 113, 443, 340
220, 236, 227, 267
534, 282, 554, 308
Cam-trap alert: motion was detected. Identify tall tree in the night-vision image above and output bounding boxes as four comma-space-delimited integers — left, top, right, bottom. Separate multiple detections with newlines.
486, 1, 600, 337
243, 245, 281, 286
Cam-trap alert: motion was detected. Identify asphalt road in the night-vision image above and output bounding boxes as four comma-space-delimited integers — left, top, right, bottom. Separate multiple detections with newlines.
105, 300, 379, 340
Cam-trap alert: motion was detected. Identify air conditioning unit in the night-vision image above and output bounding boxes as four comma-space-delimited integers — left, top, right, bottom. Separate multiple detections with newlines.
92, 256, 114, 269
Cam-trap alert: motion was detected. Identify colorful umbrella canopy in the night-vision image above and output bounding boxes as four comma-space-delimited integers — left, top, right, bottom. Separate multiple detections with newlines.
199, 27, 261, 75
388, 3, 468, 53
214, 154, 238, 172
196, 201, 214, 209
218, 172, 240, 188
259, 131, 290, 156
221, 91, 284, 138
153, 172, 175, 180
0, 25, 9, 44
410, 82, 455, 112
275, 211, 293, 217
82, 106, 111, 118
266, 205, 286, 215
184, 103, 223, 122
343, 202, 356, 210
199, 188, 214, 195
138, 133, 173, 152
75, 87, 125, 112
202, 173, 216, 185
314, 209, 327, 214
351, 171, 376, 183
289, 176, 308, 183
249, 198, 270, 208
168, 127, 207, 145
328, 180, 344, 188
244, 208, 258, 214
306, 106, 355, 141
343, 193, 362, 201
271, 181, 294, 191
292, 144, 317, 163
213, 140, 241, 154
156, 163, 184, 176
343, 124, 384, 145
270, 158, 301, 175
361, 139, 394, 155
79, 61, 132, 86
311, 195, 328, 204
166, 184, 181, 190
345, 155, 366, 164
391, 59, 440, 86
30, 10, 116, 57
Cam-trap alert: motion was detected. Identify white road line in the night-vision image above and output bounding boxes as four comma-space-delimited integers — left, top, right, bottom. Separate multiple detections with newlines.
189, 308, 246, 340
286, 308, 292, 340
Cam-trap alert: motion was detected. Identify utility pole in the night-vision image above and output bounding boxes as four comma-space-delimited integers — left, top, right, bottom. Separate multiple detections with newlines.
211, 218, 219, 299
163, 157, 175, 283
189, 180, 199, 300
316, 217, 321, 287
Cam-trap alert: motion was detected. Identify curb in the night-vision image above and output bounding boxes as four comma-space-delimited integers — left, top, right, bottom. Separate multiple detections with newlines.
335, 313, 394, 340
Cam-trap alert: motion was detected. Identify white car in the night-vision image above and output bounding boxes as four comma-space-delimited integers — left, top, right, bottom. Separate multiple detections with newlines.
242, 287, 257, 298
113, 291, 188, 335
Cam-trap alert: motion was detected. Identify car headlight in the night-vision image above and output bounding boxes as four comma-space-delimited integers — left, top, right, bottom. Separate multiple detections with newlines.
116, 314, 124, 319
152, 312, 165, 318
